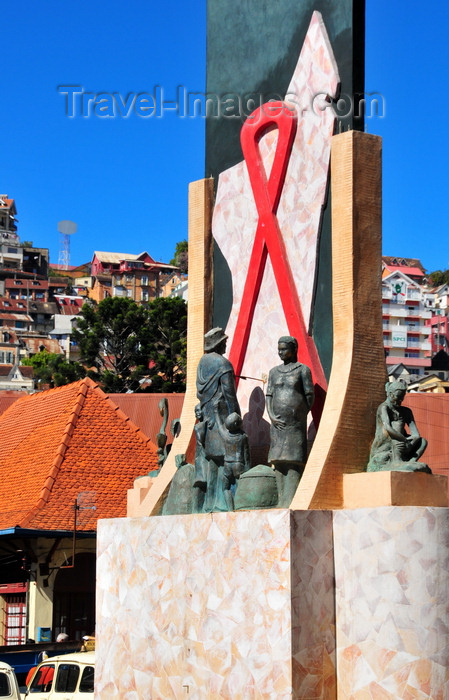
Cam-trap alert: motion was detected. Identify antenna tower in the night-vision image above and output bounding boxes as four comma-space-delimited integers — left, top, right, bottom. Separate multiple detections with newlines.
57, 220, 77, 270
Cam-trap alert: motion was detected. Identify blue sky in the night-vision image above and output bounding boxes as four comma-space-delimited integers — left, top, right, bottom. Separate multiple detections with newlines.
4, 1, 449, 273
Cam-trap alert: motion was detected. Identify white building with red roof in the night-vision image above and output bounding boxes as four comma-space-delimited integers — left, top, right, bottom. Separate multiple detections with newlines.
382, 269, 433, 380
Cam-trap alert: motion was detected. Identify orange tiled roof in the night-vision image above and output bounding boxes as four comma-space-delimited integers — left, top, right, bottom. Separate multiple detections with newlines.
108, 393, 184, 445
0, 378, 158, 531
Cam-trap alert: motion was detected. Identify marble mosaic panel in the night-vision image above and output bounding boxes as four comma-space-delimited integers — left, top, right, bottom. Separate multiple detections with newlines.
333, 507, 449, 700
291, 510, 336, 699
212, 13, 339, 440
96, 509, 335, 699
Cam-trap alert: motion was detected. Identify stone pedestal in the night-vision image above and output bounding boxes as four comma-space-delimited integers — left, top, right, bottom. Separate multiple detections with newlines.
333, 507, 449, 699
343, 472, 448, 509
96, 510, 336, 699
96, 507, 449, 699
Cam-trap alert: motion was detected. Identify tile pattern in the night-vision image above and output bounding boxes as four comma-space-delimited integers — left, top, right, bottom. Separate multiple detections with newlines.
291, 511, 336, 699
333, 507, 449, 699
0, 377, 158, 530
211, 12, 339, 443
96, 507, 449, 698
96, 509, 336, 699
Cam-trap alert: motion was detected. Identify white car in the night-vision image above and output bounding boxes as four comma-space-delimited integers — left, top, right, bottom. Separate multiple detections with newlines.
22, 651, 94, 699
0, 661, 21, 700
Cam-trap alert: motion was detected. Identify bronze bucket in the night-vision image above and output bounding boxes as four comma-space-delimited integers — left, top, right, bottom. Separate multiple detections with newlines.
234, 464, 278, 510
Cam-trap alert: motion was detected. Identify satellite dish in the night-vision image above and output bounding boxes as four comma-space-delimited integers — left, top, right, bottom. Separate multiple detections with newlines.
58, 220, 77, 235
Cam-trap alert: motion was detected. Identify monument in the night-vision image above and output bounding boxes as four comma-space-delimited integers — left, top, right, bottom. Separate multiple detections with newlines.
96, 3, 449, 698
266, 336, 314, 507
367, 379, 430, 473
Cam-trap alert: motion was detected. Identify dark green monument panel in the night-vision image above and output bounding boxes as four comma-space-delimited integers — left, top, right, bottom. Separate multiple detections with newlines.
206, 0, 365, 379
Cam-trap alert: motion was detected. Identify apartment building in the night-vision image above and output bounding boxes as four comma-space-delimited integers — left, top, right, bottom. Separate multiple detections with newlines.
382, 270, 432, 380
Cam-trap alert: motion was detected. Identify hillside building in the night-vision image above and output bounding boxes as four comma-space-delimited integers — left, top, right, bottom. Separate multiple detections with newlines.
90, 251, 176, 304
382, 270, 432, 380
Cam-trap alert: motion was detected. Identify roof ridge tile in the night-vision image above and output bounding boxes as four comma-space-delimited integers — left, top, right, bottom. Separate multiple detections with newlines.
19, 379, 89, 527
0, 378, 159, 531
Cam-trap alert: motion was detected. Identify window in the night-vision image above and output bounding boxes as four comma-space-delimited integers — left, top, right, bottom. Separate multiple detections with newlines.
55, 664, 80, 693
141, 275, 148, 286
79, 666, 95, 693
0, 671, 11, 696
7, 247, 17, 254
32, 281, 40, 286
35, 292, 44, 299
127, 289, 133, 298
29, 665, 55, 693
3, 595, 26, 645
15, 321, 25, 329
126, 274, 133, 282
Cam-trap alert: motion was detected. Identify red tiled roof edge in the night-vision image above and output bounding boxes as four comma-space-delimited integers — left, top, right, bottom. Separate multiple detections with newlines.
18, 379, 90, 528
86, 379, 157, 450
0, 390, 32, 421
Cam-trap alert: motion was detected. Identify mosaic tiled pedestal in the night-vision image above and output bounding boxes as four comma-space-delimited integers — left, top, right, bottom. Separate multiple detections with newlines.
96, 507, 449, 699
333, 507, 449, 699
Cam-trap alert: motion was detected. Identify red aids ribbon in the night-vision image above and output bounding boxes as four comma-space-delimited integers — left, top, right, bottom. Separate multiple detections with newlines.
227, 102, 327, 423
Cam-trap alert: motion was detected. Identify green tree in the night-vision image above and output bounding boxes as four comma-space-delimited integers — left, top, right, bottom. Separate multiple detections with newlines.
170, 239, 188, 273
22, 351, 86, 387
72, 296, 187, 393
72, 297, 153, 393
427, 269, 449, 287
145, 296, 187, 393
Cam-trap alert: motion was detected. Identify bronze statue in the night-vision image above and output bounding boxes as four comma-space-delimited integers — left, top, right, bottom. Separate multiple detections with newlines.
217, 411, 250, 510
155, 397, 169, 468
367, 380, 430, 473
266, 336, 314, 507
162, 454, 201, 515
195, 327, 245, 512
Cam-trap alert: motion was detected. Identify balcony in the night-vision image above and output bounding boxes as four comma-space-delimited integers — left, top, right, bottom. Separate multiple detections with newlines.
407, 340, 432, 351
385, 355, 431, 368
383, 323, 407, 333
119, 261, 146, 272
383, 306, 432, 320
406, 291, 421, 301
